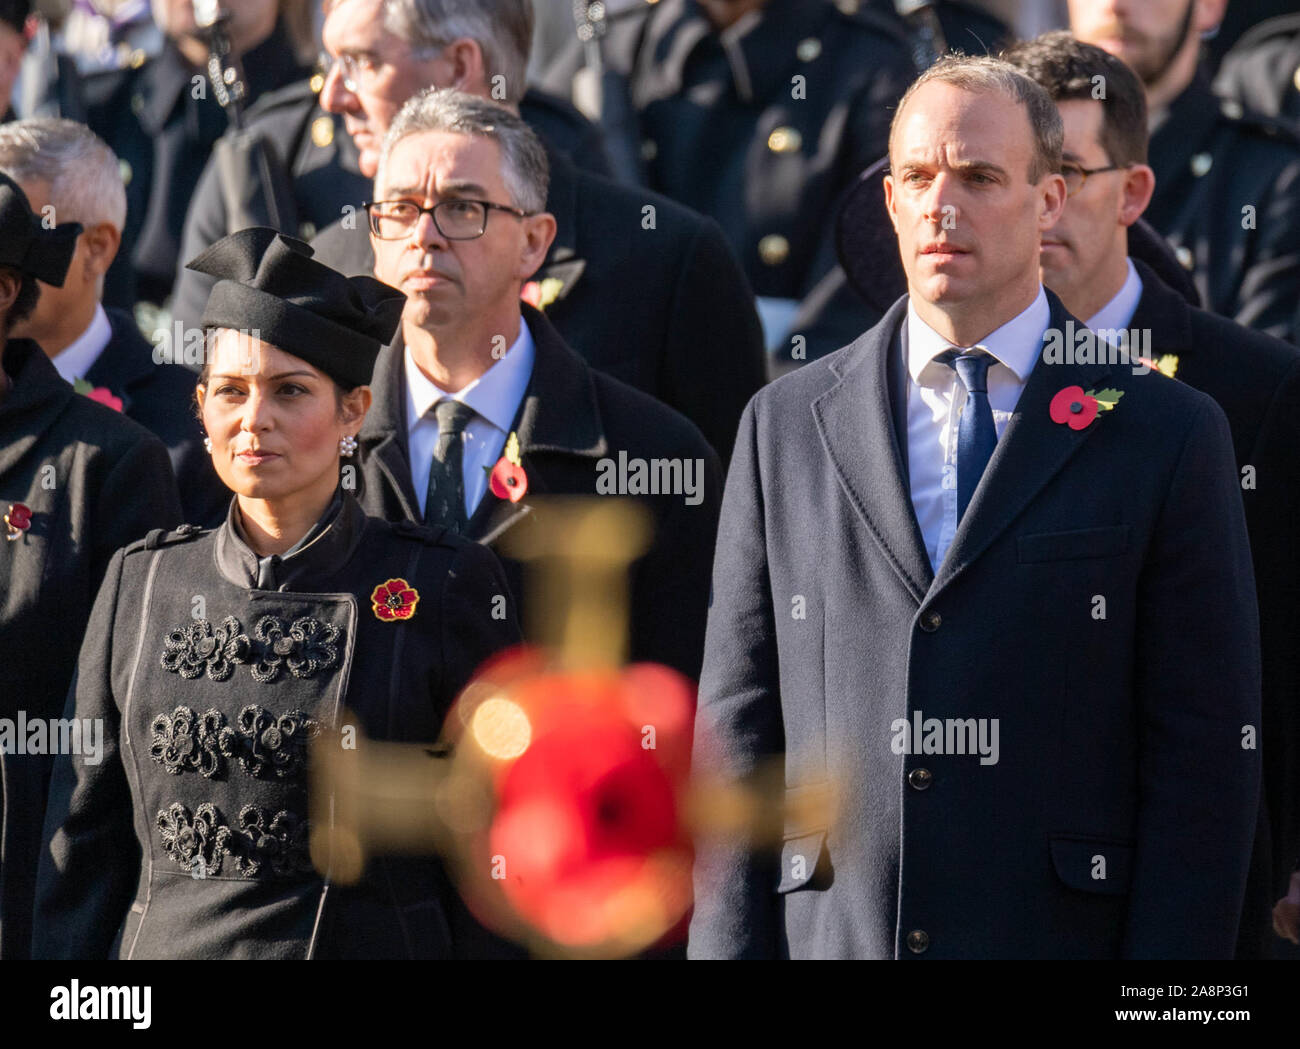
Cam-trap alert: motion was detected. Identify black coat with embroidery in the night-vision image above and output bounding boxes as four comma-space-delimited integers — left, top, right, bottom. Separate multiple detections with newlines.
32, 493, 522, 959
355, 305, 723, 685
0, 338, 181, 961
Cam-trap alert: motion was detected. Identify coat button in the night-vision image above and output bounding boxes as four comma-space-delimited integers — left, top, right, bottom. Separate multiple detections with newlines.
1190, 152, 1213, 177
1175, 245, 1194, 270
311, 115, 334, 148
641, 139, 658, 161
919, 610, 941, 632
907, 929, 929, 953
1220, 99, 1243, 120
767, 126, 802, 153
908, 767, 932, 790
796, 37, 822, 62
119, 159, 133, 186
758, 234, 789, 265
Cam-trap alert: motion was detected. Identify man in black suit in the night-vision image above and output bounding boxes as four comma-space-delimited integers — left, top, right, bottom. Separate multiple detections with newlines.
356, 88, 720, 683
300, 0, 763, 465
1005, 31, 1300, 958
1069, 0, 1300, 344
0, 118, 226, 526
690, 54, 1260, 959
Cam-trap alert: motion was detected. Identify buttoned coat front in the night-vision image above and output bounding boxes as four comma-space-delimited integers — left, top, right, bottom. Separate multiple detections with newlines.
689, 293, 1263, 959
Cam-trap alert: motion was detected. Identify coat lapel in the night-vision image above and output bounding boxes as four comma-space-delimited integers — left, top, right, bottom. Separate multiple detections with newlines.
358, 332, 422, 523
465, 305, 608, 545
813, 297, 934, 604
930, 295, 1114, 595
84, 310, 156, 415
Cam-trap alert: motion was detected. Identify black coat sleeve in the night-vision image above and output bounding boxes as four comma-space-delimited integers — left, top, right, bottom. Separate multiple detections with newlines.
92, 434, 183, 586
31, 550, 139, 959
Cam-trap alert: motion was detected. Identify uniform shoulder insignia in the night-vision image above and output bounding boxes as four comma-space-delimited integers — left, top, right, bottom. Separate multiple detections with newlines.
126, 522, 206, 554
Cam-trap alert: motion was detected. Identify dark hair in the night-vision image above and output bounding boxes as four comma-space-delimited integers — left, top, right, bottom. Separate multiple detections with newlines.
1001, 32, 1149, 167
0, 265, 39, 332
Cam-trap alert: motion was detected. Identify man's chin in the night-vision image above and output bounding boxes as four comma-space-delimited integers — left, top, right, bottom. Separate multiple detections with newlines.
358, 147, 380, 180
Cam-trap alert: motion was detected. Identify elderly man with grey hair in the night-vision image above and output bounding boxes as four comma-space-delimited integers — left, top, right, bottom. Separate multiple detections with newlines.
0, 118, 226, 526
173, 0, 766, 467
357, 86, 722, 692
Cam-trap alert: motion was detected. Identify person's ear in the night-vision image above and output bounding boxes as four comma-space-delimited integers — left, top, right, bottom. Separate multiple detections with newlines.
518, 211, 557, 278
80, 222, 121, 282
0, 267, 21, 318
441, 38, 488, 95
1196, 0, 1228, 35
1038, 172, 1067, 231
339, 384, 372, 434
883, 173, 900, 234
1118, 164, 1156, 228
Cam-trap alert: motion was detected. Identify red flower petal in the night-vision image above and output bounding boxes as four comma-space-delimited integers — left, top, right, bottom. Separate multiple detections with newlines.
1049, 385, 1098, 429
490, 459, 528, 503
399, 590, 417, 605
386, 578, 406, 596
1067, 397, 1099, 430
374, 604, 395, 621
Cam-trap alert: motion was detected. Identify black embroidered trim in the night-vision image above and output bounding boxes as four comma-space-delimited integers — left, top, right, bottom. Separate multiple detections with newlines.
158, 802, 233, 876
218, 705, 319, 779
160, 615, 341, 683
157, 802, 314, 878
160, 617, 250, 681
149, 706, 227, 778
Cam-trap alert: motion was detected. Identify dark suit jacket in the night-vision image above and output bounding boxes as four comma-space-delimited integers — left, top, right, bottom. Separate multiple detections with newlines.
311, 145, 765, 466
1128, 260, 1300, 954
85, 308, 227, 527
690, 292, 1262, 959
0, 338, 181, 959
356, 305, 722, 683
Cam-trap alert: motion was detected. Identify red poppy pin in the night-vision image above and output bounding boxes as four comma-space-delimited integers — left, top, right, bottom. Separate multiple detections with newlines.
4, 502, 31, 541
489, 432, 528, 503
520, 278, 563, 311
73, 377, 123, 412
371, 578, 419, 622
1049, 385, 1123, 430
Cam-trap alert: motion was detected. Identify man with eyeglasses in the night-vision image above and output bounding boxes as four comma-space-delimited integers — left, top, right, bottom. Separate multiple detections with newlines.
1005, 30, 1300, 961
356, 87, 722, 691
1068, 0, 1300, 345
174, 0, 765, 467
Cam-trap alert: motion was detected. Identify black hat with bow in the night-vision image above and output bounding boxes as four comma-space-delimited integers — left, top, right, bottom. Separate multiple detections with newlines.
0, 171, 82, 287
186, 227, 406, 389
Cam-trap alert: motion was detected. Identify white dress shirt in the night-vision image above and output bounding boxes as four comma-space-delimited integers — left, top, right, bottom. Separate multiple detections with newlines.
50, 304, 113, 385
1086, 257, 1144, 334
405, 322, 535, 520
905, 286, 1050, 572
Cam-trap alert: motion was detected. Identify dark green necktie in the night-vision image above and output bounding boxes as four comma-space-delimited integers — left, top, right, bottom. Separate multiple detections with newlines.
425, 399, 475, 533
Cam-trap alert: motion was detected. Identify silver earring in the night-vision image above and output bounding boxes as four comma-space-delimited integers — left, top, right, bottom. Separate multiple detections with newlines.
340, 434, 358, 457
203, 435, 213, 454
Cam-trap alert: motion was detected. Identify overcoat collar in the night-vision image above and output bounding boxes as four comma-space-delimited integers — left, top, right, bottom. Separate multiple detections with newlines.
214, 488, 366, 590
84, 308, 158, 415
360, 304, 609, 544
0, 338, 75, 479
812, 292, 1114, 605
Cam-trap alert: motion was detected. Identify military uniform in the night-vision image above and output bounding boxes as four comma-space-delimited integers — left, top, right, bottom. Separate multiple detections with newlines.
33, 493, 521, 959
539, 0, 914, 320
169, 86, 614, 341
1145, 71, 1300, 345
81, 19, 309, 309
1214, 13, 1300, 134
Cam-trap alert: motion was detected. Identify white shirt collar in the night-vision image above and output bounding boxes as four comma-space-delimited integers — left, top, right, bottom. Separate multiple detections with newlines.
1085, 257, 1145, 334
404, 319, 536, 437
906, 285, 1050, 387
51, 304, 113, 385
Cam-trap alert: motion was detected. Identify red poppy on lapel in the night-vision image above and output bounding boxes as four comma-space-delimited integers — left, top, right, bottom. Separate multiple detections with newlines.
1049, 385, 1123, 430
370, 578, 419, 621
4, 502, 31, 540
490, 432, 528, 502
73, 377, 123, 412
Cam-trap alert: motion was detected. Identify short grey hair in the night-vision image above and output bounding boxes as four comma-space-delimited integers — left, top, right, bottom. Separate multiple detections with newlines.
0, 119, 128, 231
889, 54, 1064, 183
377, 88, 549, 214
380, 0, 533, 105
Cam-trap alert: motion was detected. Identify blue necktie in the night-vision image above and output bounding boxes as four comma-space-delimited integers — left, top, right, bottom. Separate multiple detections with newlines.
425, 399, 476, 533
940, 349, 997, 522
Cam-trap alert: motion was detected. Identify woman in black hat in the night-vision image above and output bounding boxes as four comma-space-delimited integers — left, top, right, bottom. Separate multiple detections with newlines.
33, 227, 522, 959
0, 172, 181, 960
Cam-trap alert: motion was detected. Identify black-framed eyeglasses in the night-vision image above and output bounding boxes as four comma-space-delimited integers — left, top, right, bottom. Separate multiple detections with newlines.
1061, 162, 1126, 197
364, 199, 534, 241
